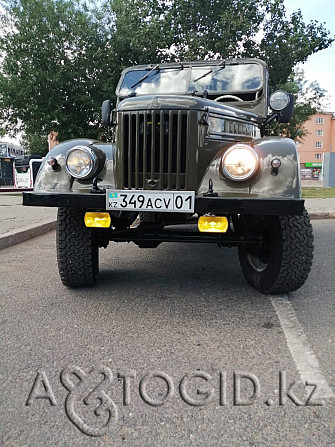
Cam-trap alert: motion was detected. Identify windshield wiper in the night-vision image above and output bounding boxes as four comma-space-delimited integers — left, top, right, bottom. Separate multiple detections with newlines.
130, 63, 185, 90
192, 60, 226, 83
131, 64, 160, 89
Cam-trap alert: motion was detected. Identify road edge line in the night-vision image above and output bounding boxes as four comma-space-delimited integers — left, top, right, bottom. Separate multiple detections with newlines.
270, 294, 335, 399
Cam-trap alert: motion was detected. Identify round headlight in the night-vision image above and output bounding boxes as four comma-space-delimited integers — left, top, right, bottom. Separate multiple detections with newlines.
269, 90, 290, 111
66, 146, 98, 179
221, 145, 258, 181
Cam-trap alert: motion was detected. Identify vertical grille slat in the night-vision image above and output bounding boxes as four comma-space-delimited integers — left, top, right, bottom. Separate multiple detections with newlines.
120, 113, 125, 188
121, 110, 189, 190
185, 113, 191, 189
151, 114, 155, 181
159, 110, 164, 189
142, 111, 147, 189
181, 114, 187, 189
176, 111, 182, 190
168, 111, 173, 189
135, 112, 139, 189
127, 114, 133, 188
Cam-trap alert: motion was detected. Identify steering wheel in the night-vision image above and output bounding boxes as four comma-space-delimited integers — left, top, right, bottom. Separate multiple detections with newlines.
214, 95, 243, 102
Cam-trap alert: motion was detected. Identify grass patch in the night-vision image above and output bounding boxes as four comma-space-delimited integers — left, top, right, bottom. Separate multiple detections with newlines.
302, 187, 335, 198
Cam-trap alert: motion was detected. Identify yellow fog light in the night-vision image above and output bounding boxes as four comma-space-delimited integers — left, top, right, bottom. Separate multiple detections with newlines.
84, 212, 111, 228
198, 216, 228, 233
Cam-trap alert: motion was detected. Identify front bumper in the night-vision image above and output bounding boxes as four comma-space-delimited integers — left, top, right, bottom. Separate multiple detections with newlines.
23, 192, 304, 215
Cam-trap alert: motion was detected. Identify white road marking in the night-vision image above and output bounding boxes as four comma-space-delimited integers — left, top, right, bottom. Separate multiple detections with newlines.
271, 294, 335, 399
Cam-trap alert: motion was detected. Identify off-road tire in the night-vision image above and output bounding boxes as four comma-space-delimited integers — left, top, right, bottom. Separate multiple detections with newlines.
238, 209, 314, 294
57, 208, 99, 287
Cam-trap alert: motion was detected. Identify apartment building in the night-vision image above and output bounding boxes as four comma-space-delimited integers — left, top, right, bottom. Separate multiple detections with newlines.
297, 112, 335, 179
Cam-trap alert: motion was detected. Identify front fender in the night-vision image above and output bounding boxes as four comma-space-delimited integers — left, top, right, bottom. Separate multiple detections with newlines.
34, 139, 116, 193
198, 137, 301, 199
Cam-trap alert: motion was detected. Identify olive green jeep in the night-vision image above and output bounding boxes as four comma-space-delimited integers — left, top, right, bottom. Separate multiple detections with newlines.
23, 58, 314, 294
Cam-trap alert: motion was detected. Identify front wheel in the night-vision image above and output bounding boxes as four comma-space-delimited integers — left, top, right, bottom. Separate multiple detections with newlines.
57, 208, 99, 287
237, 209, 314, 294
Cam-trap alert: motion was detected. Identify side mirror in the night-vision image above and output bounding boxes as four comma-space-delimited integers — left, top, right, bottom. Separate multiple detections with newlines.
269, 91, 294, 123
101, 100, 112, 127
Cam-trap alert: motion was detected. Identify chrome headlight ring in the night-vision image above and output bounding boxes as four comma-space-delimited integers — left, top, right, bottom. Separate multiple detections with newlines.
221, 144, 259, 182
66, 146, 99, 180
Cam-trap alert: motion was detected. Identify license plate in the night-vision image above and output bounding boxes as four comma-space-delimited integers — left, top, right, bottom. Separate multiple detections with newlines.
106, 190, 195, 213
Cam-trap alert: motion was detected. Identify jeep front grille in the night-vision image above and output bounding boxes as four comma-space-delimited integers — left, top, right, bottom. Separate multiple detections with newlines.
119, 111, 189, 190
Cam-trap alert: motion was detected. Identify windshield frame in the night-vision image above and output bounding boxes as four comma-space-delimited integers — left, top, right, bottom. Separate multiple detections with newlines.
116, 59, 266, 98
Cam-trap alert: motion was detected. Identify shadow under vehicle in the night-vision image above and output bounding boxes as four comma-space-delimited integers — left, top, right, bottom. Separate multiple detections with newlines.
23, 59, 314, 294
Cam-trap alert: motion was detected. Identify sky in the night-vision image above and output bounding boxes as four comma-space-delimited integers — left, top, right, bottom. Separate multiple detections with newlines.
284, 0, 335, 112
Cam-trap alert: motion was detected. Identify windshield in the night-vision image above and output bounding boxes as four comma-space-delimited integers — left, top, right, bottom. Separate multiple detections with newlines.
119, 68, 190, 96
118, 62, 263, 97
190, 63, 262, 93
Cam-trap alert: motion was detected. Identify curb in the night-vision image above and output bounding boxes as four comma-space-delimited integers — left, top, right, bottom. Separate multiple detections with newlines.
309, 212, 335, 220
0, 188, 33, 193
0, 220, 57, 250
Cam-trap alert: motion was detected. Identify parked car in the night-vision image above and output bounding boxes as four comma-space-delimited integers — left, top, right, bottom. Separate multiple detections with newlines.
23, 58, 314, 294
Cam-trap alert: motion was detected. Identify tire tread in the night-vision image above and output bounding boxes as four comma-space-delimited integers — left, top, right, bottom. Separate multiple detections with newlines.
238, 209, 314, 294
268, 209, 314, 294
56, 208, 99, 287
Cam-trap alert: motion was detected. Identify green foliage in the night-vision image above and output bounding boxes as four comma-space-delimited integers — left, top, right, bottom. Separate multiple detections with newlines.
257, 1, 334, 88
21, 133, 49, 156
0, 0, 334, 151
158, 0, 265, 61
108, 0, 333, 86
302, 187, 335, 198
109, 0, 169, 67
0, 0, 112, 144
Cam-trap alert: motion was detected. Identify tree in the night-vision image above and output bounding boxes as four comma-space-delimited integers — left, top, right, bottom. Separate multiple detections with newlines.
108, 0, 170, 68
257, 1, 334, 89
107, 0, 333, 137
21, 132, 49, 157
163, 0, 266, 60
0, 0, 113, 145
110, 0, 333, 85
0, 0, 334, 149
107, 0, 267, 63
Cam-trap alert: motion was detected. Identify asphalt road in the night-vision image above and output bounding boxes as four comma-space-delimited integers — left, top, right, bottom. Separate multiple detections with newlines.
1, 220, 335, 446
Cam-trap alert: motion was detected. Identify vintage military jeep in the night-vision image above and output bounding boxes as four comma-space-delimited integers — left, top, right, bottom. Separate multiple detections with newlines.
23, 58, 314, 294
